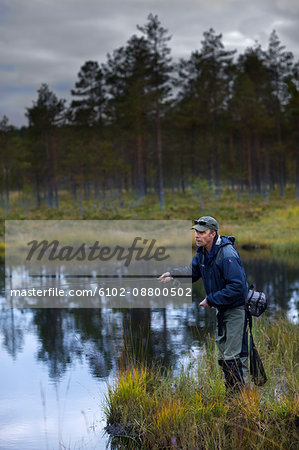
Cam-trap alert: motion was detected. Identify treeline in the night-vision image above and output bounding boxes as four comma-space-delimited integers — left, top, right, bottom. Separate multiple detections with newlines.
1, 14, 299, 213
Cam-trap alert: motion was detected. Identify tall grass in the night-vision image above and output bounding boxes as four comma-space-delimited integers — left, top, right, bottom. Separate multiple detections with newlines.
1, 186, 299, 256
104, 316, 299, 449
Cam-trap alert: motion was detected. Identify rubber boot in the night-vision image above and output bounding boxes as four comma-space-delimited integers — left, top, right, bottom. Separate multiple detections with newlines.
219, 359, 245, 394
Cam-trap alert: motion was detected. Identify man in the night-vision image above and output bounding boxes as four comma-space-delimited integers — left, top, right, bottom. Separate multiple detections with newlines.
159, 216, 248, 392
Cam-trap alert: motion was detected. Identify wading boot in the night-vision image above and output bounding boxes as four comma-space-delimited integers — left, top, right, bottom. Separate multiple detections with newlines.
219, 358, 245, 396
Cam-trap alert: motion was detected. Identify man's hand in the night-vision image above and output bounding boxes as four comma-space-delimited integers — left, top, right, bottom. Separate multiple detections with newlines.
200, 298, 211, 309
157, 272, 173, 283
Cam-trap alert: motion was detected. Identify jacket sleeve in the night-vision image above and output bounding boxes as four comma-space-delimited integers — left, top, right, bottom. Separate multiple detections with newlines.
170, 254, 202, 283
206, 256, 246, 307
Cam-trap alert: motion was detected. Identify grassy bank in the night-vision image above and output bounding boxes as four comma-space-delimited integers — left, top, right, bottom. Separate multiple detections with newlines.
0, 186, 299, 257
105, 316, 299, 449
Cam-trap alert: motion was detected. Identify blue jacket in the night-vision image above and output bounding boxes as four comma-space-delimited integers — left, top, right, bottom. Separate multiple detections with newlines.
171, 235, 248, 311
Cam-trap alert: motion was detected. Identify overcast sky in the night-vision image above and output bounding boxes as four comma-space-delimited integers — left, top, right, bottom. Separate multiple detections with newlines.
1, 0, 298, 127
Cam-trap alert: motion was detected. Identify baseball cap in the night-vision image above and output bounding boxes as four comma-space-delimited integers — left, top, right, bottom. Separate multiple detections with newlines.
191, 216, 218, 232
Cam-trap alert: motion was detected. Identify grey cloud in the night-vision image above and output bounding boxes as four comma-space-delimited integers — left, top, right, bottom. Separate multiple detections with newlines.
1, 0, 298, 126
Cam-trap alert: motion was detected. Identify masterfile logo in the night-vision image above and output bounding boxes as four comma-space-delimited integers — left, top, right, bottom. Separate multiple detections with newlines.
5, 220, 192, 308
26, 237, 170, 266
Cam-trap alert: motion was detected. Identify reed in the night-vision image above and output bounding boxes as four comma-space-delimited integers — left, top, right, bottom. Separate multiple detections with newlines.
104, 315, 299, 449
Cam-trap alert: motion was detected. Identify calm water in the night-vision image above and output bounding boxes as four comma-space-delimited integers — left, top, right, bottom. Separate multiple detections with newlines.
0, 253, 298, 449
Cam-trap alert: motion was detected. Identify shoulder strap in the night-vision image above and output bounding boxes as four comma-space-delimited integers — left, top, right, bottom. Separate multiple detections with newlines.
248, 311, 253, 334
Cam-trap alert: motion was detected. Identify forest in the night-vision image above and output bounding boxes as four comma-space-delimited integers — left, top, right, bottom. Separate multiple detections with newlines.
0, 13, 298, 449
0, 14, 298, 214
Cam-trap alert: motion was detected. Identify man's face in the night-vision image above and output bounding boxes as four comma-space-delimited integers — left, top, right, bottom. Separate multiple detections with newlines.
195, 229, 216, 250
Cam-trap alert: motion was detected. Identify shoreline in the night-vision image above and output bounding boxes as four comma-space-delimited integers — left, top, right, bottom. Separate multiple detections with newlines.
105, 316, 299, 449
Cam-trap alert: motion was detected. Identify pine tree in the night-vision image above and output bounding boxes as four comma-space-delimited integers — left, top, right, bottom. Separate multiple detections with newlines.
230, 46, 271, 200
103, 35, 151, 198
265, 30, 295, 195
0, 116, 15, 213
175, 29, 235, 195
26, 84, 66, 208
70, 61, 106, 127
138, 14, 173, 209
285, 62, 299, 197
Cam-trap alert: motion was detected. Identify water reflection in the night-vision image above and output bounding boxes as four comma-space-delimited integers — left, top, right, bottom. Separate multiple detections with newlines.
243, 257, 299, 316
1, 306, 24, 359
0, 256, 298, 448
1, 257, 299, 379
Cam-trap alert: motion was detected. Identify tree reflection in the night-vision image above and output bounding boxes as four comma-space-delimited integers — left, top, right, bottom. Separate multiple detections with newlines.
33, 309, 82, 379
0, 305, 24, 359
0, 267, 24, 359
0, 257, 298, 380
243, 258, 299, 313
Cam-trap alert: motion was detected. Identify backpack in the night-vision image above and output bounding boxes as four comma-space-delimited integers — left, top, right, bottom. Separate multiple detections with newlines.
245, 285, 267, 317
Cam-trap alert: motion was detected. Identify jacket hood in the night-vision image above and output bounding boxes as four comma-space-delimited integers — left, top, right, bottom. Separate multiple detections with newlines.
196, 235, 236, 258
218, 235, 235, 247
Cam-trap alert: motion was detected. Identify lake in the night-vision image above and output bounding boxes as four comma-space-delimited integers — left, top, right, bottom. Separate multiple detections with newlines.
0, 252, 298, 449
